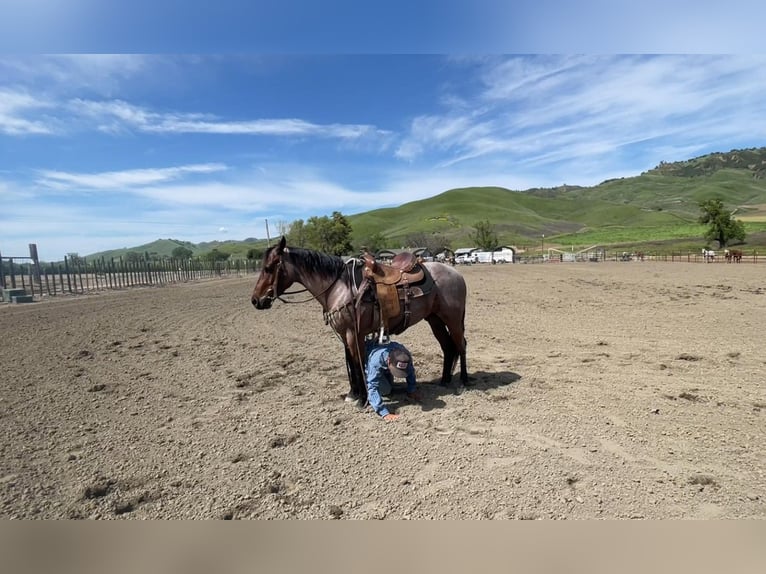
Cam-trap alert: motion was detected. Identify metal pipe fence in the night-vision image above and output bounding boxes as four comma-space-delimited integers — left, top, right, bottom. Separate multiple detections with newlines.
1, 255, 260, 300
517, 250, 764, 264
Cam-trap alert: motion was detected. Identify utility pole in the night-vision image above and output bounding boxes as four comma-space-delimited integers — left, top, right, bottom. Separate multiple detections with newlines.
265, 218, 271, 247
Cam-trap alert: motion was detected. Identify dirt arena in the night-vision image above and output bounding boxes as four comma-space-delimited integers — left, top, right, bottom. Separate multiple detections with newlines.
1, 261, 764, 519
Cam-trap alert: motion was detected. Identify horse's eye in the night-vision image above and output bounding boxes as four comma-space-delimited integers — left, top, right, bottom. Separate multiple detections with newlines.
263, 265, 274, 273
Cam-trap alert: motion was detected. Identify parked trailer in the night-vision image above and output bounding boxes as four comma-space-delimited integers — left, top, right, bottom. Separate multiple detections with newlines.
473, 249, 514, 264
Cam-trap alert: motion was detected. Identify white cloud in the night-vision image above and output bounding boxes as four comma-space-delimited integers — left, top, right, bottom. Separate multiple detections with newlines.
396, 55, 766, 170
0, 54, 150, 93
0, 158, 579, 262
0, 88, 57, 135
68, 98, 390, 140
36, 164, 228, 190
4, 54, 766, 261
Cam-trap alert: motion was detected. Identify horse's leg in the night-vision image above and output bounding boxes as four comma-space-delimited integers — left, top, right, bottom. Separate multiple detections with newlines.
445, 316, 468, 385
425, 315, 458, 388
457, 335, 468, 384
436, 303, 469, 386
344, 330, 367, 409
343, 345, 361, 402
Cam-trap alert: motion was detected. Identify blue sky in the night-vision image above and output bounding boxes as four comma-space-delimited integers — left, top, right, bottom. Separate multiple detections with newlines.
2, 5, 766, 261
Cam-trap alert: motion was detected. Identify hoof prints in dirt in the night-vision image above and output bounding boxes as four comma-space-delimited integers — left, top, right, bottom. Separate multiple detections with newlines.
78, 476, 161, 517
113, 490, 160, 516
218, 470, 315, 519
268, 434, 299, 448
6, 267, 766, 519
689, 474, 719, 488
230, 370, 280, 392
82, 479, 116, 500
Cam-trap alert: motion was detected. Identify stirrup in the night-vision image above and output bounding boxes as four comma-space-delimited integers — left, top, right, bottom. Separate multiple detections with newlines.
377, 326, 389, 345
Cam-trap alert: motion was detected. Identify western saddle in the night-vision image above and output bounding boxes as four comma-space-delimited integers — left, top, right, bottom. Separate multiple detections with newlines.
357, 251, 431, 342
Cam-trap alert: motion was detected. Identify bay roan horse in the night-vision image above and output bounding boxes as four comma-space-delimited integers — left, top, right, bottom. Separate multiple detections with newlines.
251, 237, 468, 406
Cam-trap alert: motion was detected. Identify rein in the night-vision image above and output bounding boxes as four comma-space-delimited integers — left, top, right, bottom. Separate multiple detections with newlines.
273, 254, 347, 305
264, 251, 370, 403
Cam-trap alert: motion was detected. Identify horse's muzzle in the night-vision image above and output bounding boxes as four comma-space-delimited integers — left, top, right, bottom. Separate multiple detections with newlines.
251, 296, 273, 309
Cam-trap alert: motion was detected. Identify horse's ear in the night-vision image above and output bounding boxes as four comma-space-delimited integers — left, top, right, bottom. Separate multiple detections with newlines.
278, 236, 287, 252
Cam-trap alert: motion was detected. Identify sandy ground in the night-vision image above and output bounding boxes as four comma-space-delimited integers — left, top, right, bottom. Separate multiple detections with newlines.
1, 262, 764, 519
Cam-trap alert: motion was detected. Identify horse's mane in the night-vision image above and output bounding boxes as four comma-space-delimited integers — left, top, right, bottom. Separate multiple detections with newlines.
281, 246, 347, 279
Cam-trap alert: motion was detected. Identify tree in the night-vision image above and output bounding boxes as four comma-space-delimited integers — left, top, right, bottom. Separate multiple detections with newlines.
356, 231, 388, 254
698, 199, 746, 248
172, 246, 194, 259
202, 249, 230, 262
125, 251, 142, 263
304, 211, 353, 255
286, 219, 308, 247
470, 220, 499, 251
66, 252, 84, 266
246, 247, 263, 260
404, 232, 452, 255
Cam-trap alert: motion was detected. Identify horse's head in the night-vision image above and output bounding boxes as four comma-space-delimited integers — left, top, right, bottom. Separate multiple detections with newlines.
251, 236, 294, 309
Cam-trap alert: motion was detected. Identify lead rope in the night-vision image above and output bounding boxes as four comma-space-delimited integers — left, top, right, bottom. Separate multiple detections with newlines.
325, 259, 370, 408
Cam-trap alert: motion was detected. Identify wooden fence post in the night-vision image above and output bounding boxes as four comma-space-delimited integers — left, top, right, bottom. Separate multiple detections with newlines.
29, 244, 41, 296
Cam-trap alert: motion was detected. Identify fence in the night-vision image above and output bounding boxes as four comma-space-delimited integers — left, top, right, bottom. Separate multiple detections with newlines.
518, 250, 765, 264
2, 244, 764, 302
1, 253, 259, 300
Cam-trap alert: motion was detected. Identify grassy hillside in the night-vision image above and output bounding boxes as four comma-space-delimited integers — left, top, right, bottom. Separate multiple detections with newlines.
85, 238, 269, 262
349, 147, 766, 252
539, 169, 766, 220
85, 239, 199, 261
348, 186, 685, 246
82, 146, 766, 259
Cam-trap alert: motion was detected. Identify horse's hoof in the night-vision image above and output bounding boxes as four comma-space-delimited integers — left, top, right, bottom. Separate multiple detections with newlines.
343, 394, 366, 409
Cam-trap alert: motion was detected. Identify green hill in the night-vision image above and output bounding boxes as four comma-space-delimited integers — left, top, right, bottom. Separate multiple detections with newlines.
348, 147, 766, 251
86, 239, 199, 261
83, 146, 766, 259
84, 238, 268, 262
348, 186, 684, 244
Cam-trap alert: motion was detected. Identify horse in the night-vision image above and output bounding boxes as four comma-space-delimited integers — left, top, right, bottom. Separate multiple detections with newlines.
724, 249, 743, 263
702, 249, 716, 263
251, 237, 468, 407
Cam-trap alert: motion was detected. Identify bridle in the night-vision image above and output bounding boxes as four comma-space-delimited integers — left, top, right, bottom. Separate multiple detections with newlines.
263, 251, 346, 305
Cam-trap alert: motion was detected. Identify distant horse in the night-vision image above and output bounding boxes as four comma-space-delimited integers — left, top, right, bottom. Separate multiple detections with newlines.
724, 249, 743, 263
702, 249, 716, 263
251, 237, 468, 406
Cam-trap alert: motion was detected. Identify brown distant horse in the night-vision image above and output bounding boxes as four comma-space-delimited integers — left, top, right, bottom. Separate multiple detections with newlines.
251, 237, 468, 407
724, 249, 743, 263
